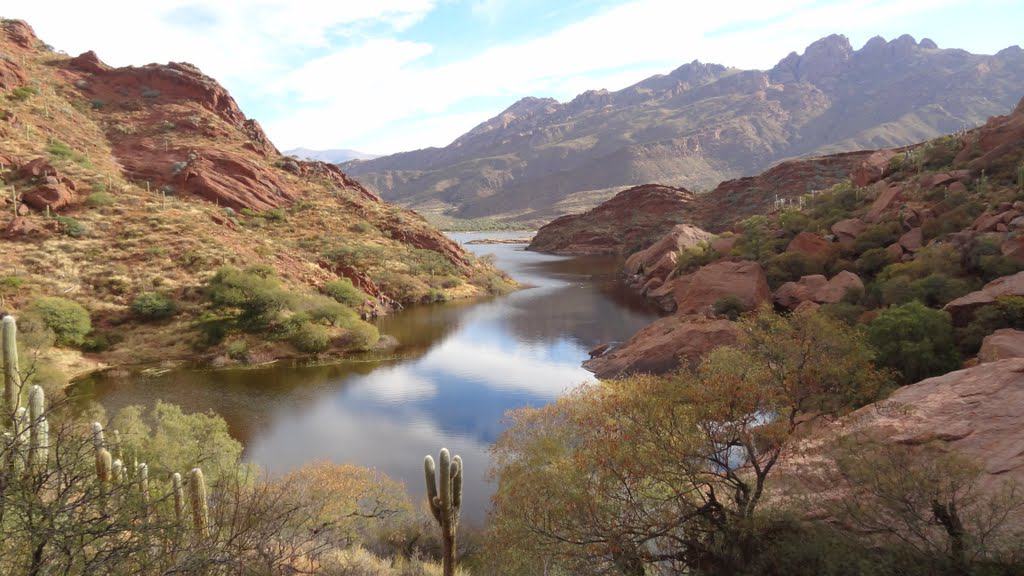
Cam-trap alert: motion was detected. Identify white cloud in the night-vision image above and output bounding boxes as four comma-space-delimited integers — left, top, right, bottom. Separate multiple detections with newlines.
4, 0, 1002, 152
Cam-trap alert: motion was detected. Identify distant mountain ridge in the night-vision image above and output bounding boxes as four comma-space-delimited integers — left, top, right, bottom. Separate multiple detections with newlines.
286, 147, 380, 163
345, 34, 1024, 226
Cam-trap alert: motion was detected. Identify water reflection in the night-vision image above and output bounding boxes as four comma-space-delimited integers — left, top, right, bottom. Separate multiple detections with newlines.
76, 231, 659, 521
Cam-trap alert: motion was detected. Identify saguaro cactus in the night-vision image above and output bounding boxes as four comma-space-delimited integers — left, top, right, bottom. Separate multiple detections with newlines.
172, 472, 185, 525
189, 467, 209, 537
138, 463, 150, 513
96, 447, 112, 502
424, 448, 463, 576
91, 422, 105, 451
2, 316, 20, 417
27, 385, 46, 470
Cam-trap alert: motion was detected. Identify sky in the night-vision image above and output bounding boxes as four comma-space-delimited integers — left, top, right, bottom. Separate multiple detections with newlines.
6, 0, 1024, 155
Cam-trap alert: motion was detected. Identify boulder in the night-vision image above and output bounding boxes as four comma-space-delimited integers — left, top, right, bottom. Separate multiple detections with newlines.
786, 231, 833, 260
831, 218, 866, 248
885, 242, 904, 260
774, 274, 828, 310
897, 227, 923, 252
1002, 237, 1024, 263
812, 271, 864, 304
583, 317, 739, 379
944, 271, 1024, 324
624, 223, 713, 276
787, 358, 1024, 503
850, 150, 897, 187
21, 182, 76, 211
865, 182, 902, 222
710, 236, 737, 255
2, 216, 44, 240
674, 260, 770, 315
978, 329, 1024, 363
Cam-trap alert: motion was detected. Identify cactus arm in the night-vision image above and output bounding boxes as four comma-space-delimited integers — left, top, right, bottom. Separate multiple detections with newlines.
172, 472, 185, 525
189, 467, 209, 537
439, 448, 452, 522
27, 385, 44, 470
424, 455, 441, 522
452, 455, 463, 513
2, 316, 20, 416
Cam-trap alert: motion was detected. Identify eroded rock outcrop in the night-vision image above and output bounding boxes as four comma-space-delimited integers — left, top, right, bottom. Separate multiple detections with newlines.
624, 223, 714, 276
673, 260, 771, 315
978, 329, 1024, 363
528, 184, 696, 255
583, 316, 739, 379
944, 271, 1024, 324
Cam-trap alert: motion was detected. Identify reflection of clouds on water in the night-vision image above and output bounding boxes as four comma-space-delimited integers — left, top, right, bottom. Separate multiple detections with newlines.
85, 232, 661, 523
246, 395, 494, 524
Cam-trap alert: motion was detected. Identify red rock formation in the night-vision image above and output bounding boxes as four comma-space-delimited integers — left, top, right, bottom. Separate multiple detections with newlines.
528, 184, 696, 255
945, 271, 1024, 324
978, 329, 1024, 363
955, 96, 1024, 173
624, 223, 713, 276
786, 231, 833, 260
583, 316, 738, 379
865, 181, 902, 222
812, 270, 864, 304
673, 260, 770, 315
177, 151, 296, 211
850, 149, 897, 187
774, 274, 828, 309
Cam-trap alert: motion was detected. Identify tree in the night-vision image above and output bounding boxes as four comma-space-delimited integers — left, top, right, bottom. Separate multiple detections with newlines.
866, 301, 960, 384
487, 308, 890, 575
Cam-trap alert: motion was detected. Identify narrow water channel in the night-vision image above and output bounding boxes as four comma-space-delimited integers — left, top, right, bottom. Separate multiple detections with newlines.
74, 231, 660, 521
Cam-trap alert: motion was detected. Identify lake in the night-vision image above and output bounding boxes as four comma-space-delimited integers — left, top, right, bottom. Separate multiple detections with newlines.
74, 231, 660, 522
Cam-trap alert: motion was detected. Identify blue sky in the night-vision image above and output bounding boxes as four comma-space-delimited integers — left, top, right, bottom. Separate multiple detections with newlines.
8, 0, 1024, 154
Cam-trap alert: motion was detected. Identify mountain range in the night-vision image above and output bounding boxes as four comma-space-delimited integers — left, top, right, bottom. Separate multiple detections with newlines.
344, 34, 1024, 226
285, 147, 380, 163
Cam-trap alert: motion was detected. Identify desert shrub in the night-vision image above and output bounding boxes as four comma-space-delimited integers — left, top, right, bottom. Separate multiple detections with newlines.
820, 302, 867, 326
8, 85, 38, 102
964, 236, 1024, 282
322, 278, 368, 307
921, 135, 960, 169
225, 338, 249, 361
852, 222, 901, 254
377, 271, 426, 304
765, 251, 824, 287
46, 140, 79, 161
289, 321, 331, 353
855, 247, 895, 277
778, 210, 812, 236
326, 244, 388, 269
131, 291, 177, 321
866, 301, 959, 384
205, 266, 291, 329
406, 248, 459, 277
807, 182, 862, 227
55, 215, 87, 237
86, 191, 115, 207
676, 241, 719, 275
349, 221, 374, 234
713, 295, 746, 320
0, 275, 25, 294
907, 273, 975, 307
26, 296, 91, 347
922, 198, 984, 241
732, 215, 780, 262
341, 320, 379, 351
957, 296, 1024, 354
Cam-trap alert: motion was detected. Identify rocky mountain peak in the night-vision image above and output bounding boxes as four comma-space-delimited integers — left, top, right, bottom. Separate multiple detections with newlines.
770, 33, 853, 83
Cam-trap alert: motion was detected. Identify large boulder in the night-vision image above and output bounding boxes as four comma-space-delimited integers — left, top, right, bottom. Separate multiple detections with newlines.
978, 329, 1024, 363
865, 182, 902, 222
774, 274, 828, 310
583, 316, 739, 379
624, 223, 713, 276
850, 149, 897, 187
784, 358, 1024, 510
811, 271, 864, 304
831, 218, 866, 248
944, 271, 1024, 324
673, 260, 770, 315
786, 231, 833, 260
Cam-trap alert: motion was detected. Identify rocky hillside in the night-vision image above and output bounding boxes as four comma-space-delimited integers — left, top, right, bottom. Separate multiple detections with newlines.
0, 19, 511, 374
347, 34, 1024, 226
529, 150, 875, 254
586, 96, 1024, 379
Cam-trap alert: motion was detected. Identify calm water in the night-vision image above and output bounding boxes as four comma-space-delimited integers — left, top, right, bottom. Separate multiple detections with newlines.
74, 231, 659, 521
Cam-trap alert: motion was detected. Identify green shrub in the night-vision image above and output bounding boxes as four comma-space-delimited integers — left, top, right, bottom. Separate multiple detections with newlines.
131, 292, 177, 321
820, 302, 866, 326
205, 266, 291, 329
289, 321, 331, 353
866, 301, 959, 384
778, 210, 812, 236
855, 247, 895, 277
86, 191, 115, 207
732, 215, 780, 263
7, 86, 38, 102
46, 140, 80, 161
907, 273, 975, 308
225, 339, 249, 361
55, 215, 87, 238
26, 297, 92, 347
340, 319, 379, 351
964, 236, 1024, 282
957, 296, 1024, 354
322, 278, 368, 307
349, 221, 374, 234
676, 241, 720, 275
852, 222, 901, 254
765, 252, 824, 288
0, 275, 25, 293
713, 295, 747, 320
